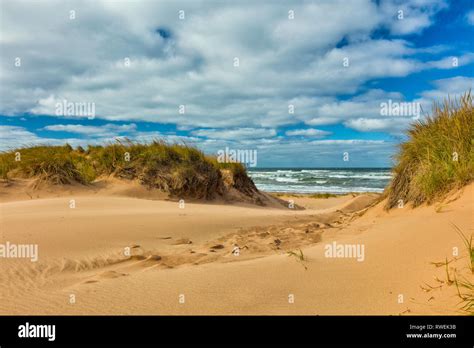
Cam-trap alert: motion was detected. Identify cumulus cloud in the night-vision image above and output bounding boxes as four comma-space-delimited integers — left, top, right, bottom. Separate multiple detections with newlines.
191, 128, 277, 140
43, 123, 137, 137
416, 76, 474, 107
0, 0, 469, 166
0, 125, 84, 150
343, 117, 413, 133
425, 53, 474, 69
0, 124, 201, 151
285, 128, 331, 137
0, 0, 457, 131
379, 0, 448, 35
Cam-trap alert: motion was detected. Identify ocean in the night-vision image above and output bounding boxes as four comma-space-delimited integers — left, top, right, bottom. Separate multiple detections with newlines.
247, 168, 392, 194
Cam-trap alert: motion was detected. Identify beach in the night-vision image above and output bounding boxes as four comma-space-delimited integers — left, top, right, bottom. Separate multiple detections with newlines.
0, 178, 472, 315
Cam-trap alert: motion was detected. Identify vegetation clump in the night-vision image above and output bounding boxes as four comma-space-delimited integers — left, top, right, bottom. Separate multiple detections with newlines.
0, 139, 255, 200
386, 91, 474, 209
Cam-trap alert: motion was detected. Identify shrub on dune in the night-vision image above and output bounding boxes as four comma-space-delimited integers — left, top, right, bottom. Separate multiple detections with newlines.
0, 139, 257, 200
386, 91, 474, 209
0, 144, 94, 185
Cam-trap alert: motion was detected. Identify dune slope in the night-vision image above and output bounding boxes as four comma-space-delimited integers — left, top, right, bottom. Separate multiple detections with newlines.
0, 185, 472, 315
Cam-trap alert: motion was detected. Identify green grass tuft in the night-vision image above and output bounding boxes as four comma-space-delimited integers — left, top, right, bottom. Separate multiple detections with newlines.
454, 274, 474, 314
386, 91, 474, 209
0, 144, 94, 184
287, 249, 308, 270
0, 139, 256, 199
451, 223, 474, 274
308, 193, 339, 199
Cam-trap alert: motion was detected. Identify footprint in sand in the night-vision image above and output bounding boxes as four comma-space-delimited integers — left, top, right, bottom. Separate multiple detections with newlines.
126, 254, 163, 268
82, 270, 128, 285
172, 238, 192, 245
99, 270, 129, 279
129, 255, 147, 261
146, 255, 162, 261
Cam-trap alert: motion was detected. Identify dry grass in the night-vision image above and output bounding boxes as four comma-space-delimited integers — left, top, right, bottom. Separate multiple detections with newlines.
287, 249, 308, 270
308, 193, 340, 199
0, 139, 252, 199
438, 224, 474, 314
386, 91, 474, 209
451, 223, 473, 313
454, 274, 474, 314
451, 223, 474, 274
0, 144, 94, 184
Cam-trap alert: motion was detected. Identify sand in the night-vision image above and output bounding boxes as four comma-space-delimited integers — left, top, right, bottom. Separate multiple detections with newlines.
0, 180, 472, 315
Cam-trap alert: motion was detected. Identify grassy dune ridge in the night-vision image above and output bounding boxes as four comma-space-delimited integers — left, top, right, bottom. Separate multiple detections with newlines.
0, 139, 256, 200
386, 92, 474, 209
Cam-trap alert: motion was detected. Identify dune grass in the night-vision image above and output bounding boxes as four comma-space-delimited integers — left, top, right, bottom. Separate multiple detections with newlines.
386, 91, 474, 209
0, 144, 94, 184
451, 223, 474, 274
287, 249, 308, 270
454, 274, 474, 314
0, 139, 250, 199
308, 193, 340, 199
451, 224, 474, 314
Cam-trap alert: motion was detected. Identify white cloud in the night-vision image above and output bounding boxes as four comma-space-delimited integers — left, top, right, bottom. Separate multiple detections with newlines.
344, 117, 413, 133
425, 53, 474, 69
43, 123, 137, 136
191, 128, 277, 140
467, 10, 474, 25
301, 89, 403, 125
0, 126, 42, 148
379, 0, 448, 35
309, 139, 385, 145
417, 76, 474, 104
0, 0, 457, 132
0, 125, 83, 150
0, 124, 200, 151
285, 128, 331, 137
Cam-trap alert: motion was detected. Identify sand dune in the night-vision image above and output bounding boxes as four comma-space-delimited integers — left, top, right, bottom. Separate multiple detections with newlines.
0, 184, 472, 315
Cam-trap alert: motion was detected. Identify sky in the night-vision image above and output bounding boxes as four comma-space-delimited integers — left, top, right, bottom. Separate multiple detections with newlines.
0, 0, 473, 167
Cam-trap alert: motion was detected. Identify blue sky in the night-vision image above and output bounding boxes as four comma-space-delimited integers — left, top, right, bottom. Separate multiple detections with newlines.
1, 0, 473, 167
